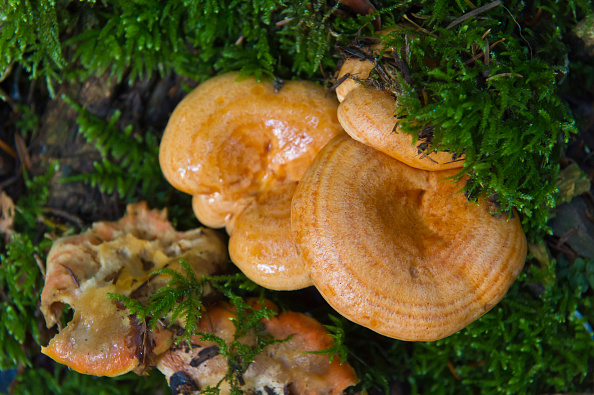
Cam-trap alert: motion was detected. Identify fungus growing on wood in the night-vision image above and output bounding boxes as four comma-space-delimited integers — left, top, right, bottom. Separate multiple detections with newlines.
157, 299, 358, 394
291, 134, 527, 341
159, 72, 343, 290
40, 202, 228, 376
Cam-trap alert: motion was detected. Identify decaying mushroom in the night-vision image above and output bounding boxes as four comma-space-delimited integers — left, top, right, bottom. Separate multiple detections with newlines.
160, 72, 343, 290
157, 299, 358, 394
40, 202, 228, 376
292, 134, 527, 341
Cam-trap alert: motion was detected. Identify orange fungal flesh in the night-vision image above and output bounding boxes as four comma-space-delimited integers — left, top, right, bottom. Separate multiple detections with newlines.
292, 135, 527, 341
40, 203, 227, 376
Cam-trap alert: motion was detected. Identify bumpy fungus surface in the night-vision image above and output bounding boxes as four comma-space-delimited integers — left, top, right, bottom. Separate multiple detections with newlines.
157, 299, 358, 394
40, 202, 228, 376
160, 72, 343, 290
292, 135, 527, 341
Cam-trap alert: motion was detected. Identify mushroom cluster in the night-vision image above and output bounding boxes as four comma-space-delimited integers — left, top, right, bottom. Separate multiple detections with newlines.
290, 34, 527, 340
160, 67, 527, 341
160, 72, 343, 290
40, 203, 359, 393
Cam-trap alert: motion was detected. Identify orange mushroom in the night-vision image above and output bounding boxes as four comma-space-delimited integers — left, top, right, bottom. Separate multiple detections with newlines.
338, 86, 463, 171
291, 134, 526, 341
157, 299, 358, 394
40, 202, 228, 376
335, 29, 464, 171
159, 72, 343, 290
335, 56, 375, 102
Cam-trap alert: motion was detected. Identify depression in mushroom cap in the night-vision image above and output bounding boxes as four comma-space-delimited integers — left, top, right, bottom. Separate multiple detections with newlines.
159, 72, 343, 290
292, 134, 527, 341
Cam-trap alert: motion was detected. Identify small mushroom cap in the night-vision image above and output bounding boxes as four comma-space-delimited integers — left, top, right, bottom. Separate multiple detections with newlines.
338, 86, 463, 171
229, 181, 313, 290
335, 57, 375, 102
292, 134, 527, 341
191, 192, 253, 233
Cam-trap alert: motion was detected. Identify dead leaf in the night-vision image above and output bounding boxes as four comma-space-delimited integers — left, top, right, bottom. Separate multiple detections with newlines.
0, 191, 15, 238
556, 162, 591, 205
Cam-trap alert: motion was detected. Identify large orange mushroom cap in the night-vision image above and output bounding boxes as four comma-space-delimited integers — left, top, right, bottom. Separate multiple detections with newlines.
160, 72, 343, 290
160, 72, 342, 206
292, 134, 527, 341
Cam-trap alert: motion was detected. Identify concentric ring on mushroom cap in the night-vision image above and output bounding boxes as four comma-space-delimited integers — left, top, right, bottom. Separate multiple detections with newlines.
292, 134, 527, 341
338, 86, 463, 171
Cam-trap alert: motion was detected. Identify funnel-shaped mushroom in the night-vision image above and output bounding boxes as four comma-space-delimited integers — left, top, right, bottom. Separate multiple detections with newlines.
160, 72, 343, 290
292, 134, 526, 341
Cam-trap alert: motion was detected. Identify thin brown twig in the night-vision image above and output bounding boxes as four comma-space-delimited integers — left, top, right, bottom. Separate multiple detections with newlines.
485, 72, 522, 81
447, 0, 501, 29
556, 227, 579, 248
0, 139, 17, 159
34, 253, 45, 279
402, 14, 437, 38
0, 86, 16, 111
329, 73, 351, 92
41, 207, 85, 228
61, 264, 80, 288
275, 17, 294, 27
465, 38, 506, 64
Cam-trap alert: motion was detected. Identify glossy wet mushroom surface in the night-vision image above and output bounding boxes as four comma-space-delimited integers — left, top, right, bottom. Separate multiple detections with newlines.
292, 134, 527, 341
160, 72, 344, 290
